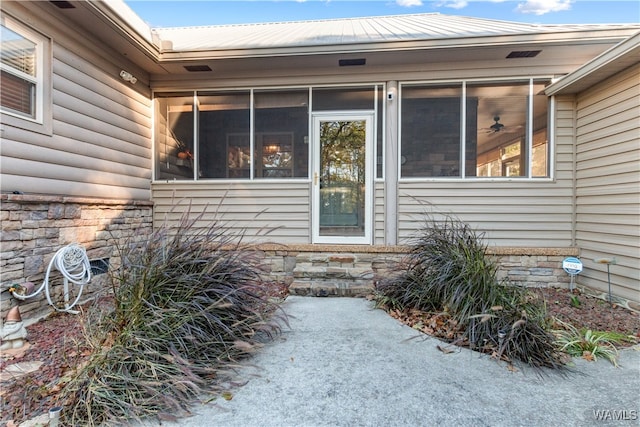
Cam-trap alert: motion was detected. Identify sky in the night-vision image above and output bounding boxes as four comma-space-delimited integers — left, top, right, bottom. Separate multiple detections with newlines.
123, 0, 640, 28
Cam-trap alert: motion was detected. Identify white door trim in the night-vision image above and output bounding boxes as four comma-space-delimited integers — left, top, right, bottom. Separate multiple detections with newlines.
311, 112, 374, 244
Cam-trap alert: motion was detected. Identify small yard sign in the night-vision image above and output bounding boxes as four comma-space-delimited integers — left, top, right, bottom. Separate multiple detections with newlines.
562, 257, 583, 275
562, 257, 582, 291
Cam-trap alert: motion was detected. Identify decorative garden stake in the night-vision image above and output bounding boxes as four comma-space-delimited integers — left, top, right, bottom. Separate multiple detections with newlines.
594, 257, 616, 310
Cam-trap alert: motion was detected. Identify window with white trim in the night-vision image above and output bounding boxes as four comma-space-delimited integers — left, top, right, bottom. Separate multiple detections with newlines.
400, 79, 550, 179
1, 16, 46, 123
154, 85, 383, 181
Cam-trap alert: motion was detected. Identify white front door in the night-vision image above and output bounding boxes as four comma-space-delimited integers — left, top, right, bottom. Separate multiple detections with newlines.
312, 113, 374, 244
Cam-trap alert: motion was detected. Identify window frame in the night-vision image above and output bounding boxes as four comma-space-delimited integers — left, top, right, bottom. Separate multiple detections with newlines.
398, 78, 552, 181
0, 15, 52, 134
153, 83, 385, 182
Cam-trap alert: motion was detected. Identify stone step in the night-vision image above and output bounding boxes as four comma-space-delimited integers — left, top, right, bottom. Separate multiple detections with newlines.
292, 266, 374, 280
289, 281, 374, 297
290, 263, 376, 297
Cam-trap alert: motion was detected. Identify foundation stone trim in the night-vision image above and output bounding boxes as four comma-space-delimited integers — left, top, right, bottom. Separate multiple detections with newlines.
249, 244, 583, 298
1, 194, 153, 323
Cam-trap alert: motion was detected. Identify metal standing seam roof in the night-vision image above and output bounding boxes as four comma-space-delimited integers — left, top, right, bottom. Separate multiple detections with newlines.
150, 13, 636, 52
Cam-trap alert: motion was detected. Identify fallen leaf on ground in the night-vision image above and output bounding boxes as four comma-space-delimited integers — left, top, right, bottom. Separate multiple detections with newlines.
582, 351, 594, 362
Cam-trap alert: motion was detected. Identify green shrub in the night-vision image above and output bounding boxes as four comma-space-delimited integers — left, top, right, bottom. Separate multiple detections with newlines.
60, 213, 286, 426
552, 319, 632, 367
376, 213, 565, 371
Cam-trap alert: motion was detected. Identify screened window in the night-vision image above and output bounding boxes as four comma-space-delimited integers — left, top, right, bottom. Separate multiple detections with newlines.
376, 86, 384, 179
155, 90, 305, 180
312, 87, 375, 111
400, 80, 550, 179
155, 93, 195, 180
401, 85, 462, 177
469, 82, 529, 177
154, 86, 384, 181
531, 84, 550, 178
312, 86, 384, 178
198, 91, 251, 179
1, 16, 44, 122
254, 90, 309, 178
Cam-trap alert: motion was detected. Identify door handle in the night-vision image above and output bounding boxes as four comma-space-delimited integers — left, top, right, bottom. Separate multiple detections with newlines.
314, 172, 319, 185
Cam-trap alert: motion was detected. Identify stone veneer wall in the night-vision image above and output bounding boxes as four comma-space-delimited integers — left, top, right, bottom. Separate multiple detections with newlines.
0, 194, 153, 323
487, 247, 579, 288
251, 245, 582, 297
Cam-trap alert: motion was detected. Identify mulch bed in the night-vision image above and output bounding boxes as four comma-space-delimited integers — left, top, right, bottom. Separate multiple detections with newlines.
0, 298, 106, 425
1, 313, 86, 423
533, 287, 640, 336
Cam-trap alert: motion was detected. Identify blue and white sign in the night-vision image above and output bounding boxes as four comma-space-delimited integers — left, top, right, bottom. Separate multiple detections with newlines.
562, 257, 583, 275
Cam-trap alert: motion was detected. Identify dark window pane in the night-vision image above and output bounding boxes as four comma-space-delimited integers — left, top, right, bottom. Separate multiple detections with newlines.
401, 85, 462, 177
532, 82, 549, 177
376, 86, 384, 179
470, 82, 528, 177
312, 87, 375, 111
155, 93, 194, 180
198, 91, 251, 179
0, 70, 34, 117
254, 90, 309, 178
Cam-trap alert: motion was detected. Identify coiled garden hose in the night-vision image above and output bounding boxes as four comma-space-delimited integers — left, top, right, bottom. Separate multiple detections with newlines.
11, 243, 92, 314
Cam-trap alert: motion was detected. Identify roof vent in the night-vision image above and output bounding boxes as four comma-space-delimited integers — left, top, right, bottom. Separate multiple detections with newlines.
184, 65, 212, 72
339, 58, 366, 67
50, 1, 76, 8
506, 50, 541, 59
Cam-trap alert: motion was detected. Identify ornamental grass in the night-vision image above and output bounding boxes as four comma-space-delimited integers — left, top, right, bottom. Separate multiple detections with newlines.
59, 212, 286, 426
376, 213, 565, 371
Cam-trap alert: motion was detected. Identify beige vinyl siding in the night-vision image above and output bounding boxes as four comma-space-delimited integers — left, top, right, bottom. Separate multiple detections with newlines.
0, 3, 152, 200
151, 182, 312, 244
397, 183, 574, 246
153, 182, 385, 246
396, 97, 575, 247
574, 63, 640, 303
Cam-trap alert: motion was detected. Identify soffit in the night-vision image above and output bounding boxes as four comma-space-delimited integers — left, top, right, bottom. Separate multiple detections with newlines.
29, 0, 168, 74
148, 43, 612, 89
546, 31, 640, 95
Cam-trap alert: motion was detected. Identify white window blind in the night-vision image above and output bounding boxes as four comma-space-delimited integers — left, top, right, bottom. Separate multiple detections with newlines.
1, 18, 41, 120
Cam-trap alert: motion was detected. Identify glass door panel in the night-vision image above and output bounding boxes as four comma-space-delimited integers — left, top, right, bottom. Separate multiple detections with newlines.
312, 115, 372, 244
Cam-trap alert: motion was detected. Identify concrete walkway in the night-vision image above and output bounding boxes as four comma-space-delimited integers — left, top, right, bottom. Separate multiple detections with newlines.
149, 296, 640, 427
